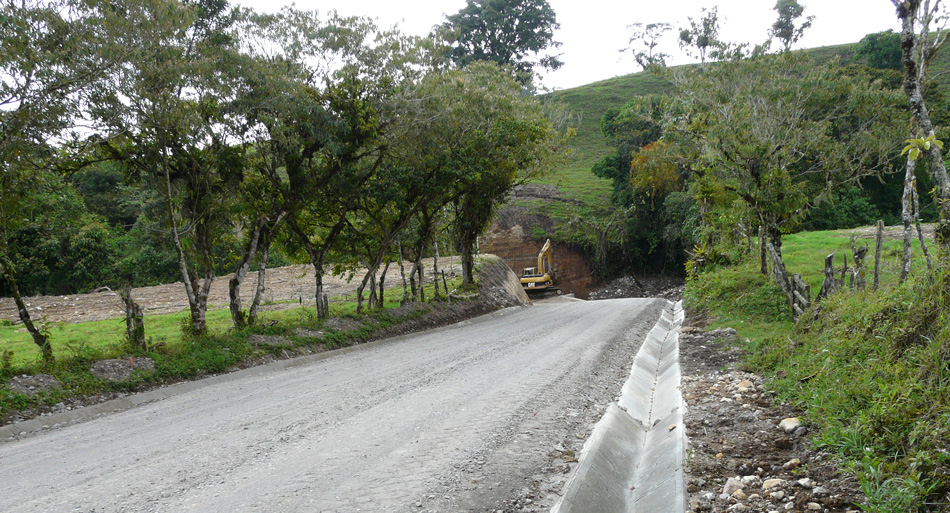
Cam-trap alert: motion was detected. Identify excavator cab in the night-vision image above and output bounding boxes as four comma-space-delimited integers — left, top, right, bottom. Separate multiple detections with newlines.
519, 239, 562, 295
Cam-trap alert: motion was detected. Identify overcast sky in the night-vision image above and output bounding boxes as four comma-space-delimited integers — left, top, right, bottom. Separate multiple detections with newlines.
234, 1, 902, 90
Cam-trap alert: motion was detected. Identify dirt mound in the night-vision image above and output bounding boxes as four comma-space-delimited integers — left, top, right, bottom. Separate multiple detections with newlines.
247, 335, 292, 347
89, 358, 155, 382
6, 375, 61, 396
589, 274, 684, 301
475, 254, 531, 308
324, 317, 364, 333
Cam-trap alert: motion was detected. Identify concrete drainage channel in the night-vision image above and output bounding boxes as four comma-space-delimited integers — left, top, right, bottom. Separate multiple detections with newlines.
552, 300, 686, 513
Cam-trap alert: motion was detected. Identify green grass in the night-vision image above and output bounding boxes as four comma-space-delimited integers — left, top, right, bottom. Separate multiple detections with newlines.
686, 226, 950, 512
781, 228, 929, 294
0, 277, 461, 367
540, 71, 672, 208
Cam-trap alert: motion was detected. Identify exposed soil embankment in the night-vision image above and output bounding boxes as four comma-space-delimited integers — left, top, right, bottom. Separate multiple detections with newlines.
0, 257, 466, 325
482, 187, 596, 298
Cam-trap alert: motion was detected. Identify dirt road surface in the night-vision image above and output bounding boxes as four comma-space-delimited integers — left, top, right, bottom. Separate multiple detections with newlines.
0, 298, 664, 513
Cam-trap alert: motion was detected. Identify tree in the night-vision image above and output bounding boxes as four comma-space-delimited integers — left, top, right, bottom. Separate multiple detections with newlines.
437, 63, 567, 283
891, 0, 950, 243
855, 30, 903, 70
622, 22, 673, 70
440, 0, 563, 86
768, 0, 814, 52
96, 0, 245, 337
0, 0, 127, 362
234, 8, 427, 319
670, 53, 905, 269
678, 7, 721, 63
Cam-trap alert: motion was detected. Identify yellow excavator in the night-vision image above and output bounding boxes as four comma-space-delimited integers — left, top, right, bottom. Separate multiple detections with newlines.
520, 239, 562, 295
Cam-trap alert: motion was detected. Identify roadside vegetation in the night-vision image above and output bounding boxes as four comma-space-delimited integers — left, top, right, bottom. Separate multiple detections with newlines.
0, 277, 467, 422
0, 0, 570, 364
687, 231, 949, 512
547, 1, 950, 511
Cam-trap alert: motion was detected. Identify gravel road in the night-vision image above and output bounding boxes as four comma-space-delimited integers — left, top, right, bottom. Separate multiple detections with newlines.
0, 298, 664, 513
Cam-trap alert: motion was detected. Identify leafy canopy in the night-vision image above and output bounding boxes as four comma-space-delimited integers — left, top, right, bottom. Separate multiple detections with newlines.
440, 0, 562, 86
768, 0, 814, 52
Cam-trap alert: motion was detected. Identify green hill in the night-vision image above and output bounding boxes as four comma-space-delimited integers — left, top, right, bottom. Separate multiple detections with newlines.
535, 39, 915, 210
539, 72, 673, 207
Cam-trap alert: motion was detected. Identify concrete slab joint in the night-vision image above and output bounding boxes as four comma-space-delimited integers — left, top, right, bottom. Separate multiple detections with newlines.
552, 300, 686, 513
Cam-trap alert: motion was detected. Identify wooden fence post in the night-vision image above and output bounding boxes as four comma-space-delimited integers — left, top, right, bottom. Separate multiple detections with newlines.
790, 274, 811, 321
850, 236, 868, 292
818, 253, 838, 301
874, 220, 883, 291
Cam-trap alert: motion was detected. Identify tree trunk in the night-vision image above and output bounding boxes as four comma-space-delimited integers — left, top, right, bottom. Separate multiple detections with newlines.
0, 256, 52, 363
900, 158, 916, 283
460, 245, 475, 285
161, 149, 209, 336
120, 282, 146, 350
759, 226, 768, 275
229, 218, 265, 329
766, 224, 783, 263
432, 240, 441, 297
912, 184, 934, 277
874, 220, 883, 291
409, 258, 420, 301
357, 268, 375, 314
248, 238, 271, 326
313, 268, 328, 319
397, 239, 409, 304
377, 260, 390, 309
287, 214, 345, 320
895, 0, 950, 242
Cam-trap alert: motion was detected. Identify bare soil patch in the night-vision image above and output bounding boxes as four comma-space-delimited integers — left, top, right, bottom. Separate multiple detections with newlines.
588, 274, 684, 301
0, 257, 465, 325
6, 374, 61, 396
89, 357, 155, 382
680, 312, 865, 513
840, 222, 934, 241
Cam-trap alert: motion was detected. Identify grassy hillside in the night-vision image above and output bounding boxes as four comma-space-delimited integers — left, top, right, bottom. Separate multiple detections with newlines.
534, 37, 950, 210
540, 72, 673, 207
686, 227, 947, 512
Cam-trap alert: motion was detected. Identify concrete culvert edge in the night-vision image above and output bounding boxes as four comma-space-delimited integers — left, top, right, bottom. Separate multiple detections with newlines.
553, 301, 687, 513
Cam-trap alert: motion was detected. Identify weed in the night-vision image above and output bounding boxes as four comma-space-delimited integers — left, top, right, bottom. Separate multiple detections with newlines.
688, 229, 950, 512
1, 350, 12, 377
